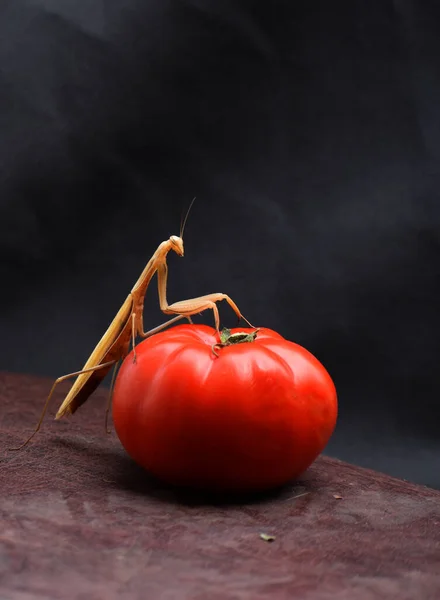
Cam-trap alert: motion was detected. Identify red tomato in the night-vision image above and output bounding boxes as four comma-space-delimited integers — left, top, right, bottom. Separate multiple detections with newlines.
112, 324, 337, 492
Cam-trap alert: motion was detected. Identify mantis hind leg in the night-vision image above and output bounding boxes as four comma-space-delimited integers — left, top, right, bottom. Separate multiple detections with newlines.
104, 360, 120, 434
9, 360, 116, 451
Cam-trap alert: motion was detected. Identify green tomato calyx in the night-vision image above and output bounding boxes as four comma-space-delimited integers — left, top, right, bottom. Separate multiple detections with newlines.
212, 327, 259, 357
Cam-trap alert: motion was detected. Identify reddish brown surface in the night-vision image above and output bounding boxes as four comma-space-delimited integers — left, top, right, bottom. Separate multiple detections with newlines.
1, 371, 440, 600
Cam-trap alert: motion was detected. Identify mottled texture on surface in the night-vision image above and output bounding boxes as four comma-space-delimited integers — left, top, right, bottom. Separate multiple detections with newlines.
1, 372, 440, 600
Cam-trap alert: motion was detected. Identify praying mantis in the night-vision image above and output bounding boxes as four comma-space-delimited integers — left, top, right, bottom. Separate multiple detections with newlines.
12, 202, 254, 449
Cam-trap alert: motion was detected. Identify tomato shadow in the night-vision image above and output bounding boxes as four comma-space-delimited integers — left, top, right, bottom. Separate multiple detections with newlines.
115, 457, 309, 507
110, 450, 312, 507
42, 435, 312, 507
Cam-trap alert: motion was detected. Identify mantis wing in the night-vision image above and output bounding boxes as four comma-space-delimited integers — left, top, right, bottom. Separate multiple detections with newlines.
55, 294, 134, 419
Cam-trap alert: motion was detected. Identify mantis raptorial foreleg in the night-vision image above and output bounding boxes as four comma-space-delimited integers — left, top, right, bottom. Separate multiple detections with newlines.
156, 263, 254, 333
164, 293, 253, 332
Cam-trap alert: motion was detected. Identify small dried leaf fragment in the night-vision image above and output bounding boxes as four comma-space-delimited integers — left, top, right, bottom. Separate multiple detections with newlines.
260, 533, 276, 542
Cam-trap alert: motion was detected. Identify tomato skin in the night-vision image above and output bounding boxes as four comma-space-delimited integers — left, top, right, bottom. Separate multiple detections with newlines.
112, 324, 337, 492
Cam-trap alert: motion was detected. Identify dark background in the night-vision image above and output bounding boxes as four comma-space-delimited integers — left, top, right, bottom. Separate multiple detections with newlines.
1, 0, 440, 489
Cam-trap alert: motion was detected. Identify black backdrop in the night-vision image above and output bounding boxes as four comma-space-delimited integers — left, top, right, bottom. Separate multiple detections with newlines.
1, 0, 440, 489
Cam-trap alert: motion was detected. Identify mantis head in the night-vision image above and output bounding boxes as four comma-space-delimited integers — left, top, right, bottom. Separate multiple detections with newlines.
170, 235, 184, 256
168, 197, 195, 257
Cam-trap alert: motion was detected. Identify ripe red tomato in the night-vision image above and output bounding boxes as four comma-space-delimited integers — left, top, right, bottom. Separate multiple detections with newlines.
112, 324, 337, 492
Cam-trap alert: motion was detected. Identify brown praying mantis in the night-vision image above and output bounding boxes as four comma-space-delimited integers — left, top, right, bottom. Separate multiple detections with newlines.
12, 201, 254, 450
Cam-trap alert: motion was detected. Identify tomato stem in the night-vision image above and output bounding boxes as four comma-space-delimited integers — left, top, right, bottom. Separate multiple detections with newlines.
211, 327, 260, 357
